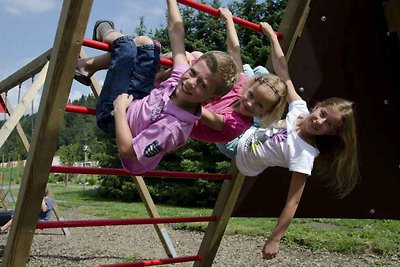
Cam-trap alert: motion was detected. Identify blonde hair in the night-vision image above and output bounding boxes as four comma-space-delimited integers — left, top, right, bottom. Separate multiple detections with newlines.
241, 73, 287, 127
313, 97, 360, 197
196, 51, 238, 96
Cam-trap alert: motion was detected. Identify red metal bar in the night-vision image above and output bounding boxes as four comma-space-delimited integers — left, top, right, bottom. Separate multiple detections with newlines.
36, 216, 216, 229
0, 98, 6, 113
82, 38, 111, 51
93, 255, 202, 267
50, 165, 231, 180
177, 0, 283, 40
65, 104, 96, 115
82, 39, 173, 67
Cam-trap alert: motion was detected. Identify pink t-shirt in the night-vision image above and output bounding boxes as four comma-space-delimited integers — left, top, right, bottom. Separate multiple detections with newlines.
190, 73, 252, 143
121, 64, 201, 173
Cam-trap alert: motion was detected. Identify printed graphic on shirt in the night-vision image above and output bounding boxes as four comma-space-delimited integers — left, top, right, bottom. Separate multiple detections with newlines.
150, 101, 164, 121
144, 140, 163, 157
244, 128, 288, 153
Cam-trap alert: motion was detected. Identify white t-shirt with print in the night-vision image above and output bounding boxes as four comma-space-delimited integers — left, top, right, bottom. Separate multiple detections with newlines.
235, 100, 319, 177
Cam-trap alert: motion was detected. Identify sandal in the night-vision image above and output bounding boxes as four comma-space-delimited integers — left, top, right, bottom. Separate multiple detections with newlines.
74, 69, 92, 86
92, 20, 115, 41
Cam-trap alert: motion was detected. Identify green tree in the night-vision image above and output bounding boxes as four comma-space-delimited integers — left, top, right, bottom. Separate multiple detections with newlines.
58, 143, 80, 166
96, 0, 287, 206
135, 16, 147, 36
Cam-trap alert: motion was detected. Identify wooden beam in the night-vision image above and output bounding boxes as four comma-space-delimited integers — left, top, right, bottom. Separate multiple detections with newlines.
194, 163, 245, 267
0, 63, 47, 150
0, 49, 51, 95
1, 1, 93, 265
0, 190, 9, 210
267, 0, 310, 69
133, 176, 177, 258
0, 94, 30, 151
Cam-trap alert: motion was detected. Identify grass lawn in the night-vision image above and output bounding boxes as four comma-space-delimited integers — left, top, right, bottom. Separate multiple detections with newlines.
33, 183, 400, 258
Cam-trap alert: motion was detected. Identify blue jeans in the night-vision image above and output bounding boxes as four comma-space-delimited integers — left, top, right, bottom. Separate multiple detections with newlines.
96, 35, 160, 137
0, 210, 13, 227
217, 116, 261, 159
216, 138, 240, 159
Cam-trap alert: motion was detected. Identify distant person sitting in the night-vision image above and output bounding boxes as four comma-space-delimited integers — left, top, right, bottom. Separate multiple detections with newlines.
0, 186, 53, 233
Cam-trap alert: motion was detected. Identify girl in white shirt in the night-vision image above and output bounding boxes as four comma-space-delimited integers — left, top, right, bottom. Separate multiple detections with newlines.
234, 22, 360, 260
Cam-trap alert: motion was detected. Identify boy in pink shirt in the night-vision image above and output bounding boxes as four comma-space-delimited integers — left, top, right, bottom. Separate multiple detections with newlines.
75, 0, 238, 173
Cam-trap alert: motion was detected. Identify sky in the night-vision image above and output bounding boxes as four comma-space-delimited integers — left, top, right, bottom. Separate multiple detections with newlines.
0, 0, 235, 117
0, 0, 165, 116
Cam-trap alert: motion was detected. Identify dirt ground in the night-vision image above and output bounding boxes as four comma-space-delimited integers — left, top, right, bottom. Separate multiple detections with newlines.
0, 209, 398, 267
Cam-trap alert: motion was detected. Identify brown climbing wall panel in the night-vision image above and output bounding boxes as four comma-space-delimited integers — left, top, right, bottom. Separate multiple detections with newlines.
233, 0, 400, 219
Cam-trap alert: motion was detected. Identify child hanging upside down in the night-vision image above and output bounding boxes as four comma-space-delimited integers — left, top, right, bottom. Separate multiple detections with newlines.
74, 0, 238, 173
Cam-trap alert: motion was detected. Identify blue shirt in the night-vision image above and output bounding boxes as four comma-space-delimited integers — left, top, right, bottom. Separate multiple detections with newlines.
38, 197, 53, 221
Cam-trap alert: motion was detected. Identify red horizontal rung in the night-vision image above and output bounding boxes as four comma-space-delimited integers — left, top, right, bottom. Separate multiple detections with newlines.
66, 104, 96, 115
36, 216, 216, 229
93, 255, 202, 267
82, 39, 173, 67
177, 0, 283, 40
50, 165, 231, 180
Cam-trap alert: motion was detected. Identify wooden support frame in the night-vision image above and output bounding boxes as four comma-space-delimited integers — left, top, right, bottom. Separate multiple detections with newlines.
0, 8, 178, 266
133, 176, 177, 257
0, 62, 48, 150
0, 0, 311, 265
0, 93, 30, 151
0, 69, 72, 238
194, 163, 245, 267
0, 190, 9, 210
0, 49, 51, 95
1, 1, 93, 265
0, 49, 51, 152
267, 0, 311, 69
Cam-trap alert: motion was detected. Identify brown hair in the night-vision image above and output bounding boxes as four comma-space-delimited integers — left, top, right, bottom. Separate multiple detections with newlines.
196, 51, 238, 96
313, 97, 360, 197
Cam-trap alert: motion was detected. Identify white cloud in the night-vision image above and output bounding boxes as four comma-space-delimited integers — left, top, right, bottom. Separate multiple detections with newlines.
2, 0, 58, 15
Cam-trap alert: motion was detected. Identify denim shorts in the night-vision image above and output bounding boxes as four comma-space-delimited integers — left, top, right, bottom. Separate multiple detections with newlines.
0, 210, 13, 226
216, 137, 241, 159
216, 117, 260, 159
96, 35, 160, 137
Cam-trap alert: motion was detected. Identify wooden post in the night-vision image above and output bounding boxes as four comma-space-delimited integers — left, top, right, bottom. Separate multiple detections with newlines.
0, 63, 48, 149
0, 94, 30, 151
133, 176, 177, 257
194, 163, 245, 267
266, 0, 311, 70
0, 49, 51, 95
1, 1, 93, 265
